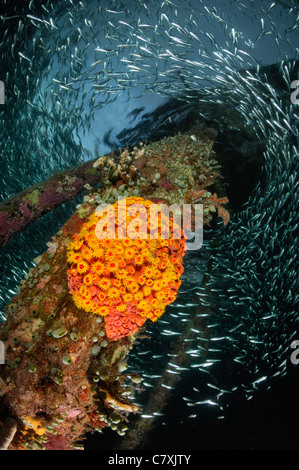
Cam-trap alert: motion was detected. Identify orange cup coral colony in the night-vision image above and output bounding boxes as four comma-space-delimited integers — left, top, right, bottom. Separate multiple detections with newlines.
67, 197, 186, 341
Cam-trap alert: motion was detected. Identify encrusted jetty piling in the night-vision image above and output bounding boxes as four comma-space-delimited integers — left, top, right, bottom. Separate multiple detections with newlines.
0, 126, 228, 450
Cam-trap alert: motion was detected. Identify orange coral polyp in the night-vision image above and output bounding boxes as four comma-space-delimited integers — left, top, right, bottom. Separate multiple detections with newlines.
67, 196, 186, 341
21, 416, 47, 437
98, 291, 106, 301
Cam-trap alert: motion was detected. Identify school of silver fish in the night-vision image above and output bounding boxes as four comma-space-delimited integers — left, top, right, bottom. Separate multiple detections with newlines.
0, 0, 298, 428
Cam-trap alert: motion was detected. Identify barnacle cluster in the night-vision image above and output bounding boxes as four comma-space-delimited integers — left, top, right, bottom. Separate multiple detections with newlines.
67, 196, 186, 341
77, 125, 229, 227
92, 148, 139, 188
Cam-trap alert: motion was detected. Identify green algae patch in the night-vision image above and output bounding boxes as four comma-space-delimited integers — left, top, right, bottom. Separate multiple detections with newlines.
27, 189, 40, 207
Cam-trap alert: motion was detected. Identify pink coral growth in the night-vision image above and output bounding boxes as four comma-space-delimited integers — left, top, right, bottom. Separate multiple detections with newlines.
158, 177, 172, 190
